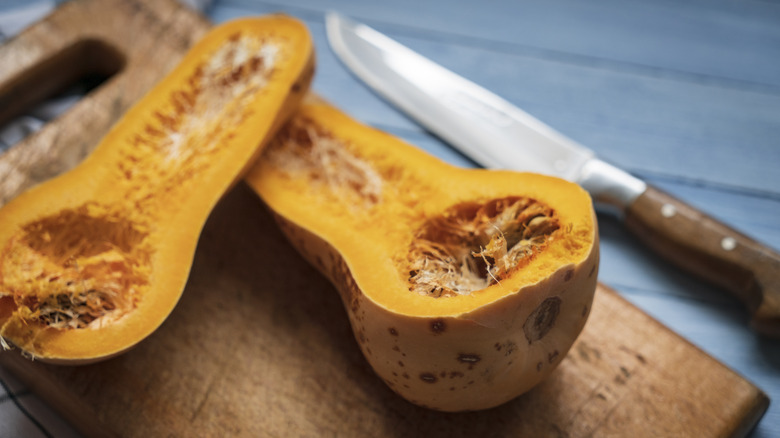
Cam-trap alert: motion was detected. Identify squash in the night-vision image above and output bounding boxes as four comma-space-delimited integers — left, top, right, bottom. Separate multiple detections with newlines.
246, 95, 599, 412
0, 15, 315, 363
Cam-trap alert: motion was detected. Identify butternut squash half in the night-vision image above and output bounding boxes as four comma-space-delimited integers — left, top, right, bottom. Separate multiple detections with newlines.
0, 16, 315, 363
246, 96, 599, 412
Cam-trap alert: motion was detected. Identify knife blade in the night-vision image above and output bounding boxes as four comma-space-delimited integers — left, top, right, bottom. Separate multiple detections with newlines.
326, 12, 780, 336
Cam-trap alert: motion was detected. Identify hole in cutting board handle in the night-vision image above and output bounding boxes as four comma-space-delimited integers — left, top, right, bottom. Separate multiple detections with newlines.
0, 38, 125, 146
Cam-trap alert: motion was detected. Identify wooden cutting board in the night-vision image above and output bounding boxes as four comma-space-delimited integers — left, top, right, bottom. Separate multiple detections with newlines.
0, 0, 769, 436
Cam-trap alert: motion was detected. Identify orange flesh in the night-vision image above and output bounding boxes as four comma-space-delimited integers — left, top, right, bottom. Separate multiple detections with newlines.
0, 32, 279, 331
260, 116, 567, 299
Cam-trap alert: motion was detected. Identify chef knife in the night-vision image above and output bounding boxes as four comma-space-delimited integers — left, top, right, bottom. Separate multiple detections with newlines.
325, 12, 780, 336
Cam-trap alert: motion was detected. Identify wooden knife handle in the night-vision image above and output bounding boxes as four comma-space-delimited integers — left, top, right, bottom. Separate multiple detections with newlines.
624, 186, 780, 336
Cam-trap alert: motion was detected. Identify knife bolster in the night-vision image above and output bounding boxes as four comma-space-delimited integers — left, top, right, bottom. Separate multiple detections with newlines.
578, 159, 646, 216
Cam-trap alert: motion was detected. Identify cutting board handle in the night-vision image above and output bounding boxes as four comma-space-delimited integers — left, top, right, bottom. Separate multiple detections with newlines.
0, 38, 124, 129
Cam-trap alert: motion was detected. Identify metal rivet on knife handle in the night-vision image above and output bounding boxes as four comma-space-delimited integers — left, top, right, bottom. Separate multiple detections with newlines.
722, 237, 737, 251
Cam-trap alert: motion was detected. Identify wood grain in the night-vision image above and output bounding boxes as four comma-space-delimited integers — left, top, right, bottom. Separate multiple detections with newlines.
0, 0, 769, 436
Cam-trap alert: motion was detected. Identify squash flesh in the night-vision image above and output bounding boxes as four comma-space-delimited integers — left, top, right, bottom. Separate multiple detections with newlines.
0, 16, 315, 362
262, 119, 567, 298
253, 100, 596, 315
0, 32, 279, 330
1, 204, 151, 330
247, 96, 598, 411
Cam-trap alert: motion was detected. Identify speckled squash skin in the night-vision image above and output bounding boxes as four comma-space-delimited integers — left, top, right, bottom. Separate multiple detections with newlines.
0, 16, 315, 364
271, 211, 598, 411
247, 96, 599, 411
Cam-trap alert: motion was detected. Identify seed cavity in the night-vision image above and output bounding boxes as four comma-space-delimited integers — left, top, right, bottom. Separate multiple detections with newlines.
0, 204, 151, 330
406, 197, 559, 297
37, 289, 120, 329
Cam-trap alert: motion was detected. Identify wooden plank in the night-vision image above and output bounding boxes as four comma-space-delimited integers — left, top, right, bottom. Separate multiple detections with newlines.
220, 0, 780, 87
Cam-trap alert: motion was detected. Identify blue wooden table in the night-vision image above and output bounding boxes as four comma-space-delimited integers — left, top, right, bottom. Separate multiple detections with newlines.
1, 0, 778, 436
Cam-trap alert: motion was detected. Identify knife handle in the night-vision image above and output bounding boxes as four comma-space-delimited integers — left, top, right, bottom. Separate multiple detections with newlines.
624, 186, 780, 337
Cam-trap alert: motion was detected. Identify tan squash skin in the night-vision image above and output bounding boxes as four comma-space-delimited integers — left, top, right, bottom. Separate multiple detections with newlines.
247, 96, 599, 412
0, 15, 315, 364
